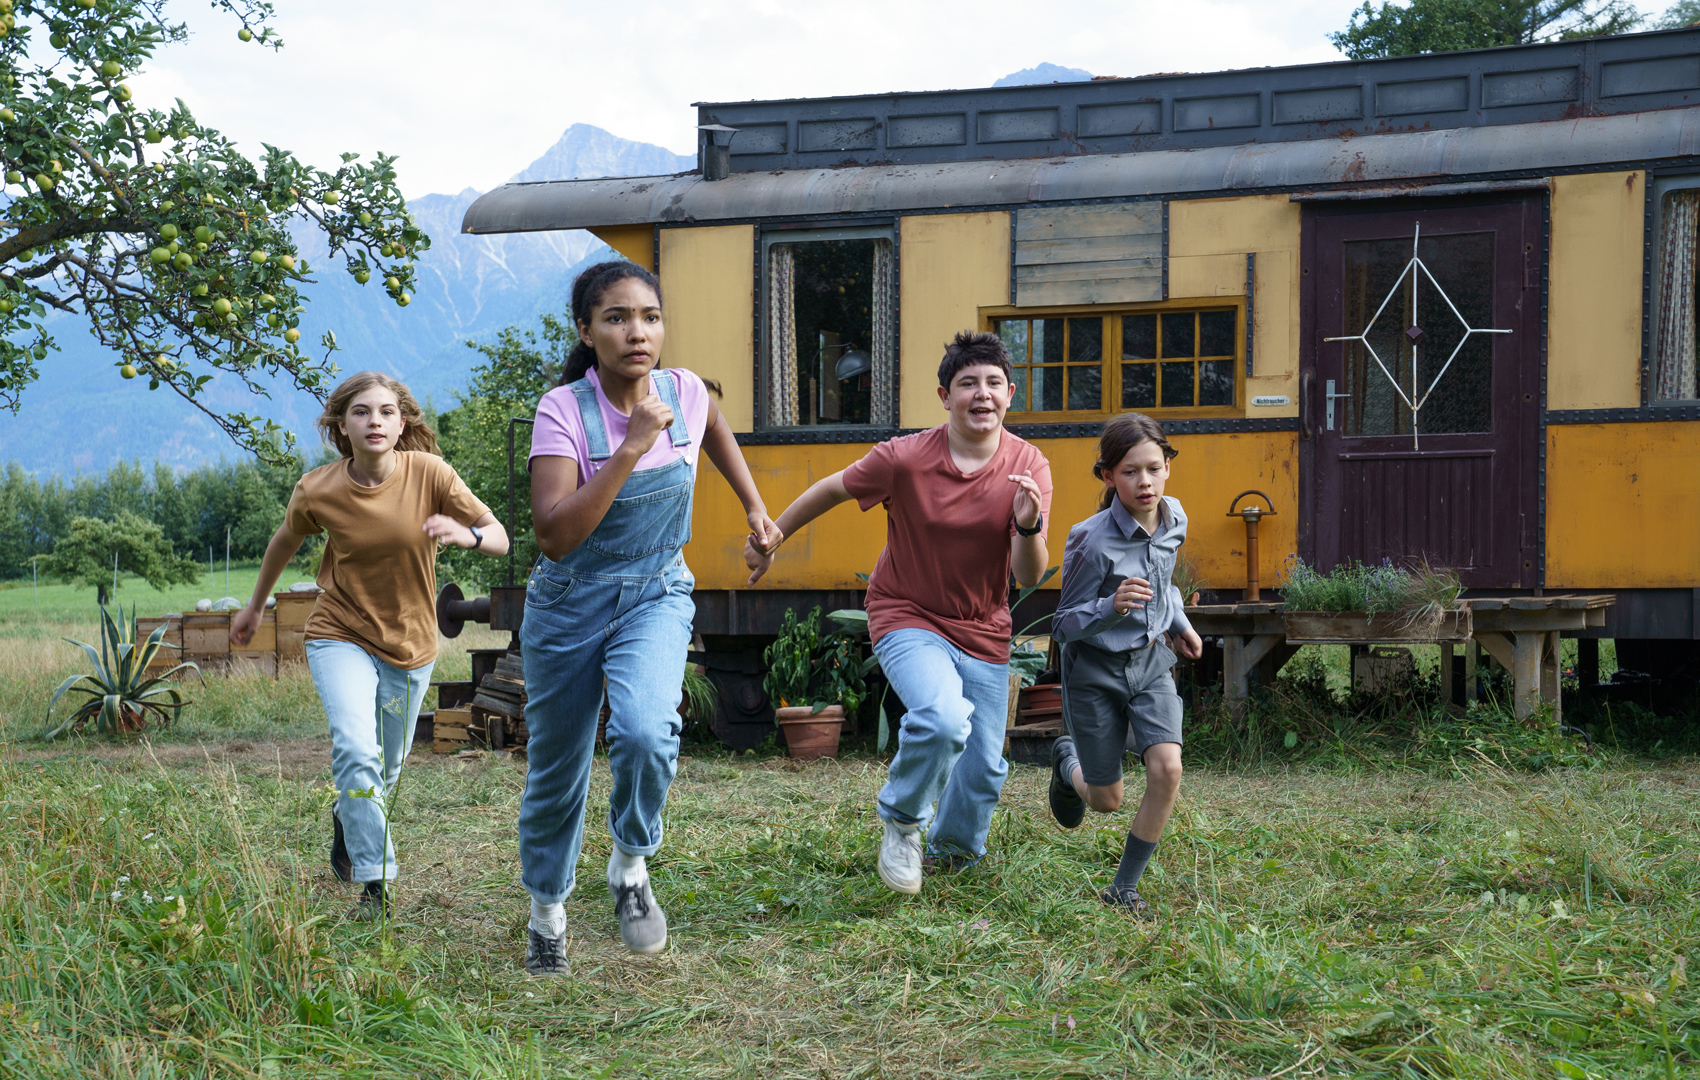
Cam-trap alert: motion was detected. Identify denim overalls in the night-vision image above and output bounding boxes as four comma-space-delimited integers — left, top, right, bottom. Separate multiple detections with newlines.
518, 370, 697, 905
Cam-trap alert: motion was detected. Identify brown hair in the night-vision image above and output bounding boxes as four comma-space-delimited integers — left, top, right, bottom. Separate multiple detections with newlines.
316, 371, 440, 458
1092, 412, 1177, 510
937, 329, 1013, 387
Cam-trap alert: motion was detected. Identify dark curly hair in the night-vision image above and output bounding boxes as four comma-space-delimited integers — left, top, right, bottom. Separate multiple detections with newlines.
937, 329, 1013, 388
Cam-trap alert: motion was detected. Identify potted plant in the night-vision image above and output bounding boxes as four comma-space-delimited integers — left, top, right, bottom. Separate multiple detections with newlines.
46, 605, 198, 739
763, 606, 875, 760
1278, 556, 1470, 643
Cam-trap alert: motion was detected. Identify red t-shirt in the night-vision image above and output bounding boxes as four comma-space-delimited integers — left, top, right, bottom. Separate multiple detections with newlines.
842, 426, 1053, 664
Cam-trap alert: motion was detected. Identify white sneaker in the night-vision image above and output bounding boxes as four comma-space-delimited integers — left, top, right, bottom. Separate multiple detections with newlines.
877, 820, 923, 895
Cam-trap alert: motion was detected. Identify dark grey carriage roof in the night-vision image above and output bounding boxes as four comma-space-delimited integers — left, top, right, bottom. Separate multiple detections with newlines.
462, 106, 1700, 234
698, 27, 1700, 170
463, 29, 1700, 235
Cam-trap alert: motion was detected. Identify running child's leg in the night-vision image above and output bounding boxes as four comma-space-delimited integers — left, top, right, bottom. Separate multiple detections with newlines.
1103, 650, 1184, 913
517, 609, 608, 939
927, 649, 1010, 865
598, 581, 693, 953
308, 640, 390, 884
872, 628, 973, 894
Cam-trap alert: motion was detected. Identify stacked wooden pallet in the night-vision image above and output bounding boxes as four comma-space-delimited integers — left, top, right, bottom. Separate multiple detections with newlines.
435, 651, 530, 753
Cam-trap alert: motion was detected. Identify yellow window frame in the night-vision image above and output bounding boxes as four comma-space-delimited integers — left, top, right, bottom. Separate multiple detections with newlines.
982, 298, 1245, 422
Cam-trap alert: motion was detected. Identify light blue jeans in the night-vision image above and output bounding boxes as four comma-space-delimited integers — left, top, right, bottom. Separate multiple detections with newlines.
306, 639, 434, 883
875, 627, 1011, 859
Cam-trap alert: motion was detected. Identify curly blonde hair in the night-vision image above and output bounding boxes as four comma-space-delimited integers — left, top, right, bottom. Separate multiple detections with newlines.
316, 371, 440, 458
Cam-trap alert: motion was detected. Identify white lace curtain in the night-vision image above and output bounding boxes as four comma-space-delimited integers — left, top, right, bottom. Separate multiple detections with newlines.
1655, 190, 1700, 402
871, 240, 895, 426
766, 244, 799, 426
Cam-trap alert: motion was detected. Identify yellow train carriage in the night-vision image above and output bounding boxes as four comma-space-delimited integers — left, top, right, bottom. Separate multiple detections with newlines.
467, 29, 1700, 731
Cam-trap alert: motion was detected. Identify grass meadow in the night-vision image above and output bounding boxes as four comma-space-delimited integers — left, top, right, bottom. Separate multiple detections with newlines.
0, 607, 1694, 1078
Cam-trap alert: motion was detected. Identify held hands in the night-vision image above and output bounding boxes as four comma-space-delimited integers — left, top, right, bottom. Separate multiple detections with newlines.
1170, 626, 1205, 660
1112, 576, 1155, 615
1008, 470, 1042, 531
423, 514, 477, 548
623, 385, 675, 456
743, 512, 783, 586
229, 604, 262, 647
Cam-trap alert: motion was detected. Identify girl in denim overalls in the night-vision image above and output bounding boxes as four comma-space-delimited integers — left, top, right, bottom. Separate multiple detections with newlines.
520, 262, 776, 972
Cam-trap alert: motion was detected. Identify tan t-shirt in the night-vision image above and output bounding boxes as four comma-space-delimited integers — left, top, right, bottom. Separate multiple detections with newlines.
285, 452, 490, 669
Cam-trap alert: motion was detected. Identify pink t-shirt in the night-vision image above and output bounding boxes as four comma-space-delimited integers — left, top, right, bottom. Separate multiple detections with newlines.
529, 367, 712, 478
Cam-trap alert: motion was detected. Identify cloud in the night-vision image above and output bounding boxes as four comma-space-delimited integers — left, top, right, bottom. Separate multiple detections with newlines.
124, 0, 1363, 198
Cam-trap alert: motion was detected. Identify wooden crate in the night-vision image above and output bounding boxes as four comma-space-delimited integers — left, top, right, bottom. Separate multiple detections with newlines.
182, 613, 231, 655
274, 592, 318, 629
234, 609, 276, 652
433, 707, 473, 753
276, 629, 307, 665
228, 652, 278, 678
186, 652, 229, 676
1282, 608, 1472, 644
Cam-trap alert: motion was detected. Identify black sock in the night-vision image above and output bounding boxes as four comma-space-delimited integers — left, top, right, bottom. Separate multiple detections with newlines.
1113, 834, 1158, 889
362, 880, 386, 899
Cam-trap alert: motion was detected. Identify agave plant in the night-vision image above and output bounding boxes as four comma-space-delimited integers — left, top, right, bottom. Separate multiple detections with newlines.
46, 605, 197, 739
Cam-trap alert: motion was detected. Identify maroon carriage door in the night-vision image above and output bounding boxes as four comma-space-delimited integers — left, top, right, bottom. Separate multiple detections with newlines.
1306, 198, 1541, 589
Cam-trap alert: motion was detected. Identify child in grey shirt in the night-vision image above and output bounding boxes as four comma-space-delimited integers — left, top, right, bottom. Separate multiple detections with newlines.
1049, 413, 1202, 916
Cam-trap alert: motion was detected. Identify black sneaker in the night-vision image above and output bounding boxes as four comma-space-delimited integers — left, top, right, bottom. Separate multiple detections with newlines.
526, 926, 570, 975
330, 810, 353, 883
611, 879, 668, 954
1099, 883, 1154, 919
1049, 736, 1086, 829
349, 881, 392, 922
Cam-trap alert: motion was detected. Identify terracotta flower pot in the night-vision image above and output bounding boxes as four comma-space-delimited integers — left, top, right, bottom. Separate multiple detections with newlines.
775, 704, 845, 760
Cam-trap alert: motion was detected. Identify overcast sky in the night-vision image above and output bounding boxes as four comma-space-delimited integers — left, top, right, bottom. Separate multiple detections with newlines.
123, 0, 1680, 200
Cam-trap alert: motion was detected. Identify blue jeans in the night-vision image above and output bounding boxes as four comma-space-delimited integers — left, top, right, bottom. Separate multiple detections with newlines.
875, 628, 1011, 858
305, 639, 434, 882
517, 558, 695, 904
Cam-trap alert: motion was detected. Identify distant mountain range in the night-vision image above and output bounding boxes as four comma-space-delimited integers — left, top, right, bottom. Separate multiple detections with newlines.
4, 67, 1089, 477
3, 125, 693, 476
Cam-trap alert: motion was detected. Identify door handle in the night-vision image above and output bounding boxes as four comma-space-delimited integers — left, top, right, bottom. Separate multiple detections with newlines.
1324, 379, 1350, 431
1300, 371, 1314, 440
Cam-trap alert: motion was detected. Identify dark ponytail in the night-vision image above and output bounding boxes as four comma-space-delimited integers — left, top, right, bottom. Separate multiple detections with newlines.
560, 259, 664, 386
1093, 412, 1178, 511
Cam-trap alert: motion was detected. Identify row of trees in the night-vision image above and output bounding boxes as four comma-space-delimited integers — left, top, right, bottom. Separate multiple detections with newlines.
1332, 0, 1692, 59
0, 313, 568, 603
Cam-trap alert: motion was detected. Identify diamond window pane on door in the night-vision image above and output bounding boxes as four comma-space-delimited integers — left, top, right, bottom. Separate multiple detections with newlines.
1325, 224, 1510, 449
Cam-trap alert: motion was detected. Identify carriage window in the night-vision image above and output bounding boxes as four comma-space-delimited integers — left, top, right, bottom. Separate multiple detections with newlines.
994, 305, 1240, 418
762, 229, 896, 427
1654, 187, 1700, 402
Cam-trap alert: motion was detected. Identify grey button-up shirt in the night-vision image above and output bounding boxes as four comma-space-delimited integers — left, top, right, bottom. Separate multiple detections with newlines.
1052, 495, 1193, 651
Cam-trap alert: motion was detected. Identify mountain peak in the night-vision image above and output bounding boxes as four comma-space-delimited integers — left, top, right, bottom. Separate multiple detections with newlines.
507, 124, 695, 184
994, 63, 1093, 87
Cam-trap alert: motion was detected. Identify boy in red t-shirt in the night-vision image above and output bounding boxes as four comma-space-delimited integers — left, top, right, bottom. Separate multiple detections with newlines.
746, 331, 1053, 895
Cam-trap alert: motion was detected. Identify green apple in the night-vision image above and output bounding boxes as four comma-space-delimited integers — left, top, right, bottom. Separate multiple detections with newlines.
266, 312, 280, 328
160, 223, 179, 240
277, 254, 295, 271
397, 293, 411, 307
249, 250, 267, 263
359, 211, 373, 225
192, 283, 208, 296
120, 364, 137, 379
33, 173, 51, 191
150, 247, 170, 264
4, 171, 17, 184
0, 109, 13, 123
193, 225, 212, 243
354, 269, 370, 284
238, 28, 253, 42
145, 128, 162, 143
194, 242, 207, 252
284, 328, 300, 344
384, 276, 400, 291
213, 298, 231, 316
114, 84, 131, 102
100, 60, 122, 78
324, 190, 340, 205
49, 32, 67, 48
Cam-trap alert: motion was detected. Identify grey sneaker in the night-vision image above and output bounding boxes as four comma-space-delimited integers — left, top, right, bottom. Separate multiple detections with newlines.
611, 879, 668, 954
526, 925, 570, 975
877, 820, 923, 895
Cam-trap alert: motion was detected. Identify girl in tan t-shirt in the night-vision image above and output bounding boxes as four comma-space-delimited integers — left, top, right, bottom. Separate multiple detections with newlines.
231, 372, 509, 919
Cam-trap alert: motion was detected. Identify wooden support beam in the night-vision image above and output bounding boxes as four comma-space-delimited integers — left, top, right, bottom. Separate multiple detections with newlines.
1540, 630, 1562, 726
1223, 633, 1282, 702
1439, 642, 1456, 707
1464, 640, 1479, 704
1512, 632, 1542, 722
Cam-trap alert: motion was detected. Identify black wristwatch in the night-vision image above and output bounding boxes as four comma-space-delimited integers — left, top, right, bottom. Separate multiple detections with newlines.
1015, 513, 1044, 537
469, 525, 484, 549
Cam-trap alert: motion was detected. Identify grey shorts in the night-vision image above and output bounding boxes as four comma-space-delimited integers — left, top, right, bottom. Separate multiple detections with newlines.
1060, 640, 1184, 786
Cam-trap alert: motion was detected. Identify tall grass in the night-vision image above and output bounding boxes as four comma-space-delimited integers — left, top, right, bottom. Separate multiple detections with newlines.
1279, 555, 1464, 625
